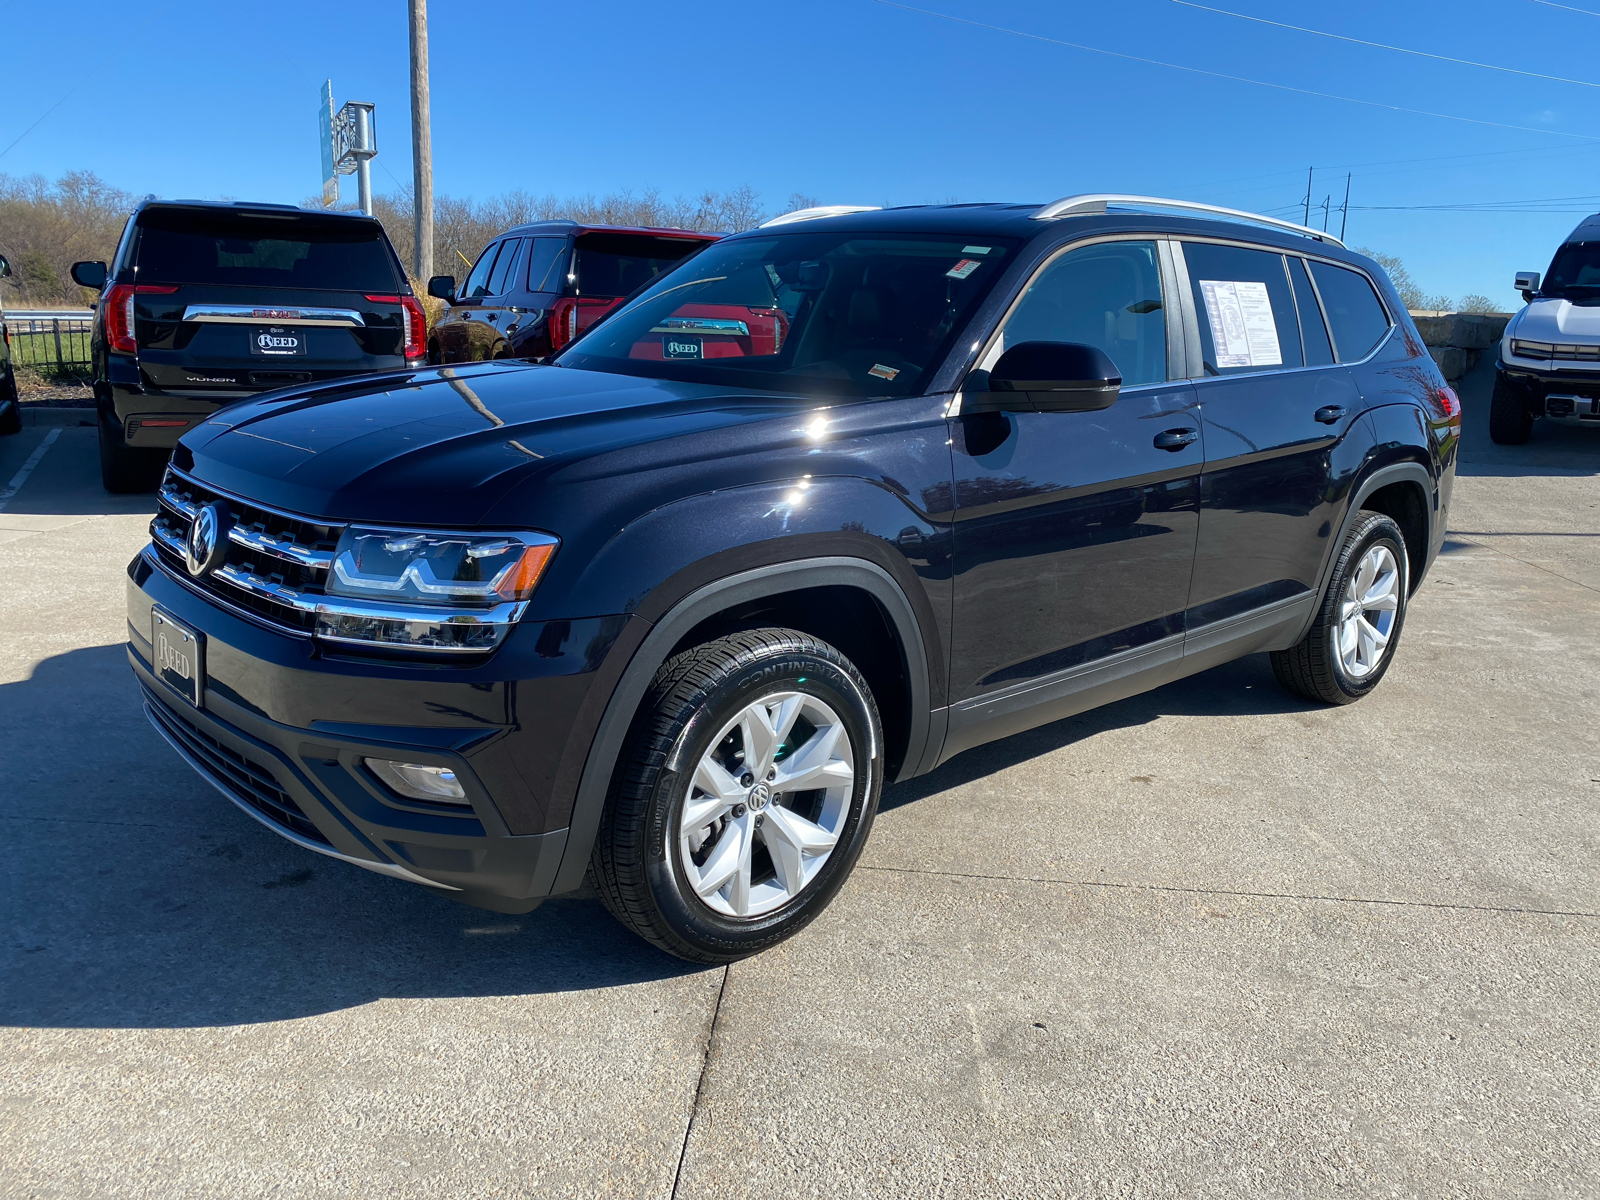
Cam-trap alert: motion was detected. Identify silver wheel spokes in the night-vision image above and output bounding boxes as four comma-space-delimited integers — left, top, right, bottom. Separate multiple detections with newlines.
678, 691, 855, 919
1336, 544, 1400, 679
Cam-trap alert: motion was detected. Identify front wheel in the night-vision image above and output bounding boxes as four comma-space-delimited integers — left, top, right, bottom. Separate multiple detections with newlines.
1271, 511, 1409, 705
590, 628, 882, 964
1488, 372, 1534, 445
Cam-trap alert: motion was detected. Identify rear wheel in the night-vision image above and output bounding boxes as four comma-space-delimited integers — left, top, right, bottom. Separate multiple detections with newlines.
1488, 372, 1534, 445
1271, 511, 1409, 705
98, 412, 164, 493
590, 628, 882, 964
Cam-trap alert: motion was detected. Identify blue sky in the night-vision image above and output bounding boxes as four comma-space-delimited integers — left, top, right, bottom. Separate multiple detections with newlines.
3, 0, 1598, 309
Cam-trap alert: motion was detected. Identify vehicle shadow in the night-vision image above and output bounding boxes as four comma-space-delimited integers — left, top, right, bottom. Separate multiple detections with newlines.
0, 644, 698, 1031
883, 651, 1311, 811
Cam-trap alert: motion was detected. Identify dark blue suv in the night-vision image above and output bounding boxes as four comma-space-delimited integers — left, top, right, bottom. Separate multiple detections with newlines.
128, 197, 1459, 962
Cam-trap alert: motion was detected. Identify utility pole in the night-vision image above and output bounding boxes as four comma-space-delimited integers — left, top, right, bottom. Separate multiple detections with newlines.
1303, 166, 1313, 227
409, 0, 434, 285
1322, 195, 1331, 232
1339, 173, 1351, 241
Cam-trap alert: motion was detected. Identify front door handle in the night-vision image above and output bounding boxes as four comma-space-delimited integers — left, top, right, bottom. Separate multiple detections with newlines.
1314, 405, 1346, 424
1153, 428, 1198, 451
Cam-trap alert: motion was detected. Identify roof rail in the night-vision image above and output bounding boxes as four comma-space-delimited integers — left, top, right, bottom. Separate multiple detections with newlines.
1031, 194, 1345, 248
759, 205, 882, 228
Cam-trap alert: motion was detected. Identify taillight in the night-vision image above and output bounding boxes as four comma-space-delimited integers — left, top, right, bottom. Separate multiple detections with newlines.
1438, 385, 1461, 420
549, 298, 579, 350
366, 294, 428, 360
103, 283, 176, 354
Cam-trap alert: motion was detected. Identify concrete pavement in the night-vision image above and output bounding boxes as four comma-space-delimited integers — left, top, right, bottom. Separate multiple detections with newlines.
1, 366, 1596, 1198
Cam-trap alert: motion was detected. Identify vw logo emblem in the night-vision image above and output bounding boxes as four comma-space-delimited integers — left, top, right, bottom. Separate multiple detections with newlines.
185, 501, 229, 577
747, 782, 771, 812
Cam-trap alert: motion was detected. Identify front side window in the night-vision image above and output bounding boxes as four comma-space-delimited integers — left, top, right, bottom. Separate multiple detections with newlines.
1183, 242, 1303, 376
1543, 241, 1600, 304
1308, 261, 1390, 361
461, 241, 502, 299
990, 240, 1167, 387
556, 232, 1019, 397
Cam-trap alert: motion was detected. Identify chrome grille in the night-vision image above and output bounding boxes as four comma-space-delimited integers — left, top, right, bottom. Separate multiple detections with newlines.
152, 469, 342, 634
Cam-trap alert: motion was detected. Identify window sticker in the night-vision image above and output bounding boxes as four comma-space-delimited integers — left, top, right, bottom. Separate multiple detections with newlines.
1199, 280, 1282, 368
946, 259, 982, 280
867, 363, 901, 381
962, 245, 992, 255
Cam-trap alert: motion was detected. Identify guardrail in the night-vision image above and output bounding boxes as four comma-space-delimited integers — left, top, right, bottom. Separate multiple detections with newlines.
2, 309, 95, 379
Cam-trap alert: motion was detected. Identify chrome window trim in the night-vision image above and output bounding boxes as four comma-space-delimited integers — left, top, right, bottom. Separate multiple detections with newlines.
181, 304, 367, 327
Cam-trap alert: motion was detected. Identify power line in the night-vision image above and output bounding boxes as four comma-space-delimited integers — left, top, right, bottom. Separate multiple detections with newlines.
1529, 0, 1600, 15
0, 0, 177, 161
1171, 0, 1600, 88
869, 0, 1600, 142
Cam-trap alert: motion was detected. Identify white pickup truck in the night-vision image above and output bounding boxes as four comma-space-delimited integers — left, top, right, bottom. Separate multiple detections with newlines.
1492, 213, 1600, 443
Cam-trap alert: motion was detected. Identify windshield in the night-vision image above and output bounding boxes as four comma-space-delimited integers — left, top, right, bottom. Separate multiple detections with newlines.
1544, 241, 1600, 302
554, 231, 1019, 396
133, 209, 401, 291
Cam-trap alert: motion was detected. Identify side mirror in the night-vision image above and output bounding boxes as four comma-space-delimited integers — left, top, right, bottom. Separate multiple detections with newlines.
968, 341, 1122, 413
1514, 270, 1540, 304
71, 261, 107, 289
427, 274, 457, 302
0, 254, 10, 279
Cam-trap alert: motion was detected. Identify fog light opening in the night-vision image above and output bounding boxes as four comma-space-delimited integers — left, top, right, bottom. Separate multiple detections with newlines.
366, 758, 471, 804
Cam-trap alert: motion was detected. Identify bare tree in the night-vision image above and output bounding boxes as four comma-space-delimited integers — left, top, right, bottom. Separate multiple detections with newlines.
0, 171, 135, 306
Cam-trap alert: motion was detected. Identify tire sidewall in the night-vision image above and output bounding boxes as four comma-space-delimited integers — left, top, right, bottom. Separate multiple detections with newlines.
642, 647, 881, 958
1323, 516, 1409, 698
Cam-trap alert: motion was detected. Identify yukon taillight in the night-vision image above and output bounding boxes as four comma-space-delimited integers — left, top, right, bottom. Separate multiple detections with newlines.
367, 293, 428, 361
103, 283, 177, 354
549, 298, 579, 350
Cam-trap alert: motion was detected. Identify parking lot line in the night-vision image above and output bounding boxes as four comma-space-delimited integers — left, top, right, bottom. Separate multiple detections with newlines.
0, 427, 62, 513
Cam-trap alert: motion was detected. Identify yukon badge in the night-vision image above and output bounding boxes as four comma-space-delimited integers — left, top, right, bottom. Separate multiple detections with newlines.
185, 501, 230, 577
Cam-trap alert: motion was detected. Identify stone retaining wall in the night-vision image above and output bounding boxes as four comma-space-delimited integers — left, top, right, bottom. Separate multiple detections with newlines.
1411, 312, 1511, 382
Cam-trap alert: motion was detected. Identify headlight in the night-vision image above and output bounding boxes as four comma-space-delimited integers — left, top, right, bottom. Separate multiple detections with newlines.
327, 527, 557, 605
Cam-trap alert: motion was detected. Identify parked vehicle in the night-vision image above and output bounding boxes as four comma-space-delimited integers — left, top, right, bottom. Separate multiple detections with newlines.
72, 200, 424, 492
1493, 212, 1600, 443
130, 196, 1458, 963
426, 222, 718, 363
0, 254, 19, 436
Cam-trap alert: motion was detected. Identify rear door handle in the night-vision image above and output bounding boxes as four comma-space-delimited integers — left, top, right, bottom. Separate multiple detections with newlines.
1153, 428, 1199, 451
1314, 405, 1347, 424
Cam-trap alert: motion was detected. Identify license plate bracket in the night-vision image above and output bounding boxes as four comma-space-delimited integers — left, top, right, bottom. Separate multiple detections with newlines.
250, 326, 307, 356
663, 334, 703, 359
152, 607, 205, 708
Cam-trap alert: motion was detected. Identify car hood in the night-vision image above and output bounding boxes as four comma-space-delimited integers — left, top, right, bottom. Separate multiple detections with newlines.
1509, 297, 1600, 343
180, 361, 820, 525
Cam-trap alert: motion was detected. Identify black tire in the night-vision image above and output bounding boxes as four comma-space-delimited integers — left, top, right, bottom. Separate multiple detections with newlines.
98, 412, 164, 493
1271, 511, 1409, 705
590, 628, 883, 964
1488, 372, 1534, 445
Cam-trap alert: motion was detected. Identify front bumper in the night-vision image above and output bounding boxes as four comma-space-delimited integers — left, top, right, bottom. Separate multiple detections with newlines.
128, 546, 642, 911
1497, 358, 1600, 424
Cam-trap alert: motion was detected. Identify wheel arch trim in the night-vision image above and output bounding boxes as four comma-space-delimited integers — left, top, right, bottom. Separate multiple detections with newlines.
548, 556, 933, 894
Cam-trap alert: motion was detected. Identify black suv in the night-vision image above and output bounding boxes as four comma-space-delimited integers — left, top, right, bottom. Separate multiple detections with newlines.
128, 197, 1458, 963
0, 254, 19, 436
426, 221, 718, 363
73, 200, 424, 492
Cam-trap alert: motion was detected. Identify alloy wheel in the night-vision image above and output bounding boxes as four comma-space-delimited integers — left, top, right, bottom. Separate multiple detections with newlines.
676, 691, 855, 919
1335, 544, 1400, 679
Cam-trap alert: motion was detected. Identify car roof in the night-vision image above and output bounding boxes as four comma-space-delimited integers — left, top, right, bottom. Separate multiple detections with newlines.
722, 200, 1368, 268
1562, 212, 1600, 243
135, 198, 382, 224
497, 220, 721, 241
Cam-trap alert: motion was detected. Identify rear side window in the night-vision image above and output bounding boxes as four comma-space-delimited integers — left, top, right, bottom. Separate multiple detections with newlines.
574, 234, 705, 299
524, 237, 567, 293
1308, 261, 1390, 361
461, 242, 502, 299
487, 238, 523, 296
1182, 242, 1303, 375
1289, 258, 1335, 366
134, 209, 399, 291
